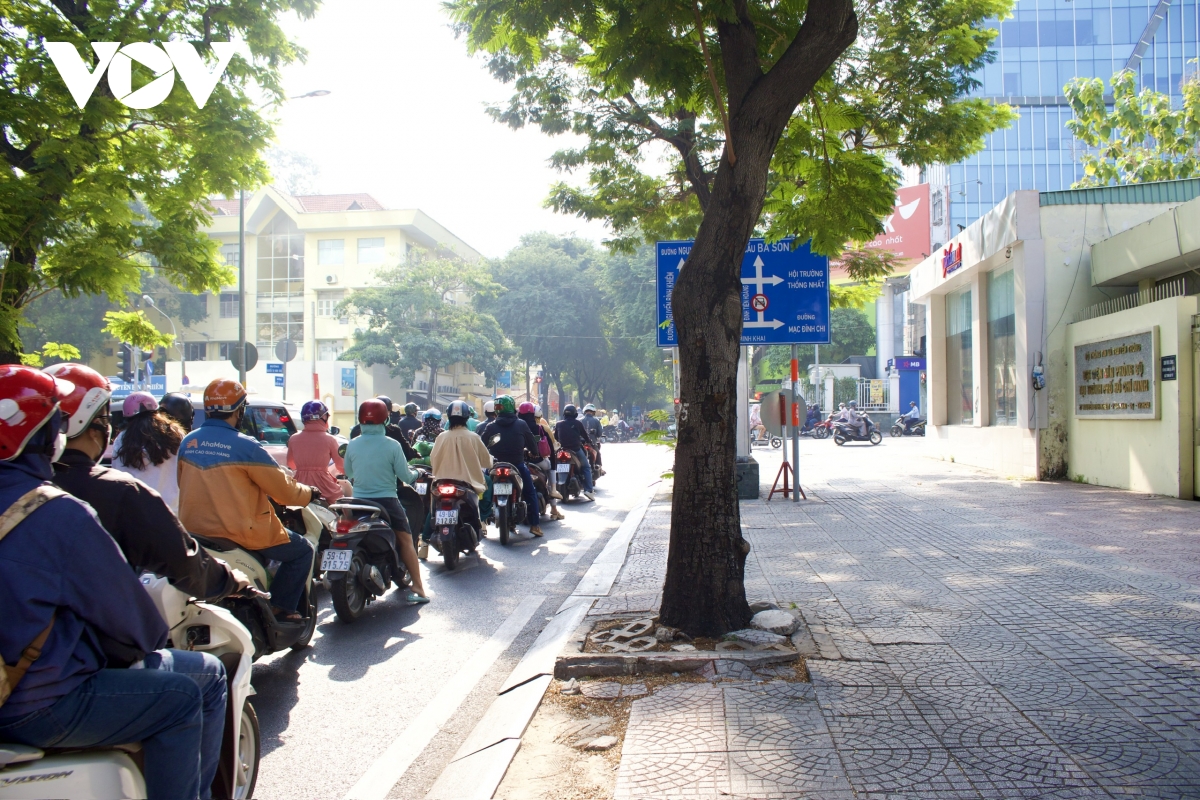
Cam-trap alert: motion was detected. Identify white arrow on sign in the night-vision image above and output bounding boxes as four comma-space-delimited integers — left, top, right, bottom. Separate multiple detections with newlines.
741, 255, 785, 329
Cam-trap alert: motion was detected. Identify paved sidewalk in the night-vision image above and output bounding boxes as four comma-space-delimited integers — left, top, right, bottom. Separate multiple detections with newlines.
609, 440, 1200, 799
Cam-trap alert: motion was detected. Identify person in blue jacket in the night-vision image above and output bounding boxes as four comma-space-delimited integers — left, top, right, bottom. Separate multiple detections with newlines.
0, 366, 211, 800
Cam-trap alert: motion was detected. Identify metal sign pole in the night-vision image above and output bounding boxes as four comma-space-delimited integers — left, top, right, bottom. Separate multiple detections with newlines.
792, 344, 801, 502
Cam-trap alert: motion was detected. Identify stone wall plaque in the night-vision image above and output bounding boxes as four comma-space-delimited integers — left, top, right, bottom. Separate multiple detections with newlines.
1073, 328, 1158, 419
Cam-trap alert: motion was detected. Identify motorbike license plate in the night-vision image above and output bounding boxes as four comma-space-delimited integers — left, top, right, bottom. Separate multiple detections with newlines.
557, 464, 570, 474
415, 483, 428, 495
494, 483, 513, 495
435, 510, 458, 525
321, 549, 353, 572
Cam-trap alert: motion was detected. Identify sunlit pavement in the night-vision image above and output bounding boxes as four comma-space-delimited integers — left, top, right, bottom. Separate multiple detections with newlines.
248, 442, 671, 800
611, 437, 1200, 798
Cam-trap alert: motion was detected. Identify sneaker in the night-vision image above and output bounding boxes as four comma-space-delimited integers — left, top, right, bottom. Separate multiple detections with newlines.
584, 491, 595, 501
530, 525, 544, 537
417, 542, 429, 560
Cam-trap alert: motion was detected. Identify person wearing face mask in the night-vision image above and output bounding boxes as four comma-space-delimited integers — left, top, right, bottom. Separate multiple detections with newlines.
0, 365, 212, 800
45, 364, 244, 799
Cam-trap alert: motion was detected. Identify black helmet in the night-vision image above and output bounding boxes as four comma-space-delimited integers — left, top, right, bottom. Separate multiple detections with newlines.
376, 395, 393, 410
159, 393, 194, 429
563, 404, 578, 419
404, 402, 419, 416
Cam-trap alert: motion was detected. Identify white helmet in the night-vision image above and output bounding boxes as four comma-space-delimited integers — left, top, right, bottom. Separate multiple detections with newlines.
483, 400, 495, 413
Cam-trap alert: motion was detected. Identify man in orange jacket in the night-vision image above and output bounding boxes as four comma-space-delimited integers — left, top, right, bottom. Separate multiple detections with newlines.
178, 379, 318, 621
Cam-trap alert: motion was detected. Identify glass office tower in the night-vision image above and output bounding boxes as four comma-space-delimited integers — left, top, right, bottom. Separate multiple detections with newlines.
949, 0, 1200, 230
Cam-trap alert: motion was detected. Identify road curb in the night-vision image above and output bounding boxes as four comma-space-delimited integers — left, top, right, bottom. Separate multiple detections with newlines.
424, 485, 661, 800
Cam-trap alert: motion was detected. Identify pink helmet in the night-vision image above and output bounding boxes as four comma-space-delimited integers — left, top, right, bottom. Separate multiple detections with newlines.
518, 402, 535, 415
122, 391, 159, 418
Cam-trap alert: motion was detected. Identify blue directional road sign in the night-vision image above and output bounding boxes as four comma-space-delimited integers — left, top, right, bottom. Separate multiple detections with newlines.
266, 363, 284, 375
274, 375, 285, 387
657, 238, 830, 347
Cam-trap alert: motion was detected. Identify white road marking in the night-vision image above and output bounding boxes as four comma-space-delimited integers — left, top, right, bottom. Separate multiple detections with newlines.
342, 594, 547, 800
562, 529, 601, 564
540, 571, 566, 585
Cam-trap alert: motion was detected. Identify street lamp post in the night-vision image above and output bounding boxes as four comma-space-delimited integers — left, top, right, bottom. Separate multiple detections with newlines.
235, 89, 331, 388
143, 295, 180, 390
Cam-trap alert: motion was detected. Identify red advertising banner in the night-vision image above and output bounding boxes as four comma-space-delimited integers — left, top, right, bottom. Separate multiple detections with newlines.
865, 184, 931, 260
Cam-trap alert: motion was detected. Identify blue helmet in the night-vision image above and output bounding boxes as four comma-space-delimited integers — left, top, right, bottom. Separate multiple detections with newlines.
301, 400, 328, 422
422, 407, 443, 420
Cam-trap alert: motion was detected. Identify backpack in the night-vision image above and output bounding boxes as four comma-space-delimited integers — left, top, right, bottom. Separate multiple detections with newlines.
0, 485, 66, 711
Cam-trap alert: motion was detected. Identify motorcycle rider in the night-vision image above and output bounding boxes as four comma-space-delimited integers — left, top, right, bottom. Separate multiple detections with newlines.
160, 391, 196, 430
343, 399, 428, 602
398, 401, 423, 441
554, 404, 596, 501
288, 401, 345, 503
45, 364, 240, 798
901, 401, 922, 433
581, 404, 605, 475
178, 379, 319, 622
0, 365, 210, 800
465, 404, 480, 432
111, 391, 184, 512
518, 403, 561, 521
803, 403, 821, 433
479, 395, 542, 537
419, 407, 444, 441
846, 400, 868, 437
479, 399, 497, 433
429, 400, 491, 547
533, 405, 565, 518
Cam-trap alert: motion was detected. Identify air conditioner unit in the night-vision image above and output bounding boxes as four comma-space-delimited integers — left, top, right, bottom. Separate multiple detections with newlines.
325, 274, 339, 285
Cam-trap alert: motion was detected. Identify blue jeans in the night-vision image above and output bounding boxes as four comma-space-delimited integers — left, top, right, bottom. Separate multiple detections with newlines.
257, 530, 314, 613
570, 447, 594, 492
0, 667, 203, 799
138, 650, 227, 799
516, 462, 540, 526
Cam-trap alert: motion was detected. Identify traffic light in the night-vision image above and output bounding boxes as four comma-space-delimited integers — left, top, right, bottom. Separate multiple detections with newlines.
118, 344, 133, 382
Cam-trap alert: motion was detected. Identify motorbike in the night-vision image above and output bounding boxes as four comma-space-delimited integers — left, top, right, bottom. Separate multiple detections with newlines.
811, 416, 834, 440
583, 442, 602, 481
890, 417, 927, 437
555, 448, 585, 501
489, 462, 527, 545
323, 500, 410, 622
0, 577, 261, 800
833, 416, 883, 446
430, 479, 481, 570
192, 501, 335, 661
400, 465, 433, 551
750, 429, 783, 448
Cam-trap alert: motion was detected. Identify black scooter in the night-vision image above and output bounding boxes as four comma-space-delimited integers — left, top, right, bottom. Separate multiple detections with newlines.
431, 479, 481, 570
833, 416, 883, 446
489, 462, 527, 545
890, 417, 927, 437
325, 500, 410, 622
556, 448, 584, 500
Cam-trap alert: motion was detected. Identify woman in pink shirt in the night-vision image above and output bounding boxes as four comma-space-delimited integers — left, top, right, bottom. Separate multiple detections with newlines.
287, 401, 345, 502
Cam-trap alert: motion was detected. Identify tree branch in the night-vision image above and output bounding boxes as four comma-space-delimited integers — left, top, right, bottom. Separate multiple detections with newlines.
693, 0, 736, 164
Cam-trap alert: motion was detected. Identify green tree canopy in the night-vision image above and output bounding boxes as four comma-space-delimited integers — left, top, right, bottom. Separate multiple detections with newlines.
0, 0, 318, 360
340, 257, 513, 406
452, 0, 1013, 636
1066, 70, 1200, 188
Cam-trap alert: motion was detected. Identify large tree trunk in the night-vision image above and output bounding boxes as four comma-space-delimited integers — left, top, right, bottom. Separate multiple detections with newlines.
659, 0, 857, 637
0, 245, 39, 363
426, 362, 438, 408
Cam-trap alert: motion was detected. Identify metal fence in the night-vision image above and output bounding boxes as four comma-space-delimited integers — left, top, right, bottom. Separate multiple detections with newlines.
1072, 276, 1187, 324
856, 378, 891, 411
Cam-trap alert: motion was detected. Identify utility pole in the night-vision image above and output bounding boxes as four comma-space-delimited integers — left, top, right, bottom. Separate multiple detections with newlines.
237, 188, 246, 386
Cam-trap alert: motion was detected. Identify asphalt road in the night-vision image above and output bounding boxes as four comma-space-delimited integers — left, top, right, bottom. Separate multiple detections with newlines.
248, 441, 671, 800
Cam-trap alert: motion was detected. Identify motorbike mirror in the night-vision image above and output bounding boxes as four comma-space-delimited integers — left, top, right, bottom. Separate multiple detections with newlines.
330, 426, 341, 435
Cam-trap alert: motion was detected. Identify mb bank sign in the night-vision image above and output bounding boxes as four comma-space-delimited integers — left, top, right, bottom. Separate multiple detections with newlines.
657, 238, 831, 347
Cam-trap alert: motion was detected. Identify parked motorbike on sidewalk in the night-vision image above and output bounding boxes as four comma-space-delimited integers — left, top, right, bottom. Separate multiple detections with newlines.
193, 501, 335, 661
890, 418, 927, 437
430, 479, 481, 570
489, 462, 527, 545
833, 417, 883, 446
0, 577, 262, 800
323, 500, 411, 622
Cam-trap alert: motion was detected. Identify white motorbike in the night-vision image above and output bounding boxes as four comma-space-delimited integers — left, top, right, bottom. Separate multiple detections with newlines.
0, 576, 261, 799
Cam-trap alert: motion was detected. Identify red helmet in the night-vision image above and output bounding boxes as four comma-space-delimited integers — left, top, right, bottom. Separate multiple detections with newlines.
0, 365, 75, 461
43, 363, 111, 438
358, 399, 388, 425
517, 402, 535, 415
204, 378, 247, 414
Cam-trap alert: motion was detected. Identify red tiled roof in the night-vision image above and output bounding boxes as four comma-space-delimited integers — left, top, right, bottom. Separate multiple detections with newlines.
293, 194, 386, 213
209, 198, 241, 216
